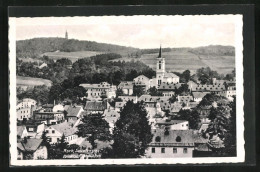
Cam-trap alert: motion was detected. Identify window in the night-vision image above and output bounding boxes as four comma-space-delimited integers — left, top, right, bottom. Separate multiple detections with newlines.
152, 148, 155, 153
57, 138, 60, 142
159, 64, 161, 69
52, 130, 55, 134
161, 148, 165, 153
173, 148, 177, 153
183, 148, 188, 154
46, 130, 49, 133
49, 138, 52, 142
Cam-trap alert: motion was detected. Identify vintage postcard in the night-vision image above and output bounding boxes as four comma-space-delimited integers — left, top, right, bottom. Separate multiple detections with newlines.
9, 14, 244, 166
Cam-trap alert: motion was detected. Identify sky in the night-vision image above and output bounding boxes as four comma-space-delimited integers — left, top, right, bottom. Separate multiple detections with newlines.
13, 15, 238, 49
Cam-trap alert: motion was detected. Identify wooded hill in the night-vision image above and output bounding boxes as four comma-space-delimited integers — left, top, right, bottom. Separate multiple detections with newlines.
16, 37, 235, 59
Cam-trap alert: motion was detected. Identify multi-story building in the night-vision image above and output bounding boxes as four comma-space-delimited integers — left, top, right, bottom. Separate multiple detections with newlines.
33, 111, 65, 125
117, 81, 134, 95
80, 82, 116, 99
45, 121, 78, 144
133, 75, 151, 91
158, 82, 182, 97
146, 130, 207, 158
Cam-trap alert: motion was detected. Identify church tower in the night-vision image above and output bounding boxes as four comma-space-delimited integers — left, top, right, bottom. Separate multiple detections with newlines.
156, 45, 165, 86
65, 30, 68, 39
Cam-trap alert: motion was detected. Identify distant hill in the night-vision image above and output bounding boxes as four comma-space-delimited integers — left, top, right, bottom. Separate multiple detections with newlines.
16, 37, 139, 59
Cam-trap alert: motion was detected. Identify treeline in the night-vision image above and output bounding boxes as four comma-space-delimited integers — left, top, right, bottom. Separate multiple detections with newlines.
16, 38, 139, 59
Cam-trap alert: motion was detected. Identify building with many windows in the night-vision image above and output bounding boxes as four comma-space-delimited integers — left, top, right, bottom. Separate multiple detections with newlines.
80, 82, 116, 99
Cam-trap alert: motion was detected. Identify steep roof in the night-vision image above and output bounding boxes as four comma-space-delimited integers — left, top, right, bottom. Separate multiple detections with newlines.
178, 95, 193, 103
158, 82, 182, 90
192, 92, 210, 99
85, 101, 106, 111
64, 105, 83, 117
17, 138, 43, 152
50, 122, 78, 136
150, 130, 206, 146
164, 72, 179, 79
194, 84, 226, 92
118, 81, 134, 89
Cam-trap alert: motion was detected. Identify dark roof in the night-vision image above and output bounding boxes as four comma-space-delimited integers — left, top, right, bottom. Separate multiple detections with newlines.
42, 104, 54, 108
85, 101, 107, 111
17, 138, 43, 152
117, 81, 134, 89
194, 84, 226, 92
64, 105, 83, 117
192, 92, 210, 99
156, 120, 187, 125
158, 82, 182, 90
150, 130, 207, 146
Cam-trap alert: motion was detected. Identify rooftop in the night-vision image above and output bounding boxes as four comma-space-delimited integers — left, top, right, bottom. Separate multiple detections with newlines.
17, 138, 43, 152
50, 121, 78, 136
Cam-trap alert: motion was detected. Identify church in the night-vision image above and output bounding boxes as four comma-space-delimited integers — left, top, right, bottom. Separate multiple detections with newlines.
156, 46, 179, 87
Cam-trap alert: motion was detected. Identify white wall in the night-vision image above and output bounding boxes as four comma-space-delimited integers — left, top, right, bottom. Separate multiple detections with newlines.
146, 146, 194, 158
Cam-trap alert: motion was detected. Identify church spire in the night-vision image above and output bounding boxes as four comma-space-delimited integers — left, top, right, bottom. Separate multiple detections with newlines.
65, 30, 68, 39
158, 45, 162, 58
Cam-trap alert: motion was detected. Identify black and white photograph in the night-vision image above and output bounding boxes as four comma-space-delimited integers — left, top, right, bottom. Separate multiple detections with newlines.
9, 13, 244, 165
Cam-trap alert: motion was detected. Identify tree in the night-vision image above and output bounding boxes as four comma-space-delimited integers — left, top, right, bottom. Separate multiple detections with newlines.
175, 84, 189, 95
223, 96, 236, 156
107, 101, 153, 158
147, 86, 162, 96
173, 109, 201, 129
169, 95, 177, 103
77, 113, 111, 148
116, 88, 124, 97
206, 106, 231, 140
182, 70, 191, 82
133, 86, 145, 97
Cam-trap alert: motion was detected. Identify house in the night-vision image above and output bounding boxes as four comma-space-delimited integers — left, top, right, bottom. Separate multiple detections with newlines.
192, 92, 210, 102
155, 119, 189, 130
16, 98, 37, 109
133, 75, 151, 90
146, 130, 206, 158
138, 95, 171, 111
84, 101, 107, 114
117, 81, 134, 95
64, 105, 84, 126
145, 102, 165, 125
33, 111, 65, 125
103, 109, 120, 133
41, 104, 54, 112
193, 84, 226, 95
16, 105, 36, 121
45, 121, 78, 144
80, 82, 116, 99
36, 62, 48, 69
118, 96, 138, 103
156, 46, 179, 86
158, 82, 182, 97
187, 81, 198, 92
23, 120, 46, 138
17, 126, 28, 139
17, 138, 48, 160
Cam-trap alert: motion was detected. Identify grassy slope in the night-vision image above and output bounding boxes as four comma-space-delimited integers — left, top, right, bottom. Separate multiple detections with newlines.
17, 76, 52, 87
111, 49, 235, 75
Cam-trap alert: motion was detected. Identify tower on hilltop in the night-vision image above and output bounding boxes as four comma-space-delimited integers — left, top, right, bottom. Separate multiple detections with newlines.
156, 45, 165, 86
65, 30, 68, 39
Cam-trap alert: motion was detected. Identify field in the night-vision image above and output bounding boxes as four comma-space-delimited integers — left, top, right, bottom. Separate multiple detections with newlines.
42, 51, 105, 63
17, 76, 52, 87
111, 50, 235, 75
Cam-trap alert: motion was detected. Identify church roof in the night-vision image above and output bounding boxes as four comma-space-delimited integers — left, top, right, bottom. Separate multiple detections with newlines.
164, 72, 179, 78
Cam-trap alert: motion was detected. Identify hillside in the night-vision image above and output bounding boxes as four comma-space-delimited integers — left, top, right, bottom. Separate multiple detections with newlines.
111, 47, 235, 75
17, 76, 52, 87
16, 37, 139, 59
